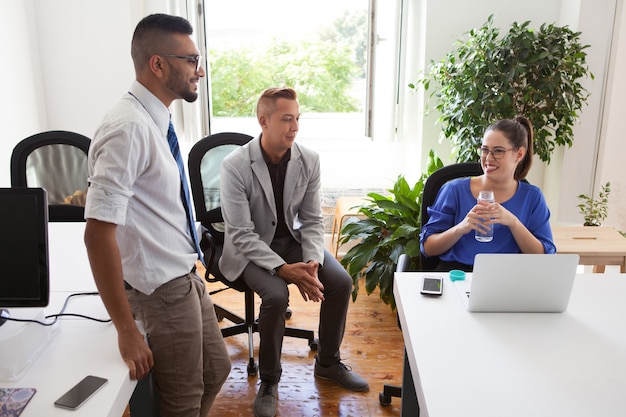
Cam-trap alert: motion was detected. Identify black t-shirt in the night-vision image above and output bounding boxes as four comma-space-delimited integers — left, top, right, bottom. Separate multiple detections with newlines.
260, 139, 291, 241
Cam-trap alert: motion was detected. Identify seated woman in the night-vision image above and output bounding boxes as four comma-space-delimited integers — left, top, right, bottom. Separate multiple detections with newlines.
420, 115, 556, 272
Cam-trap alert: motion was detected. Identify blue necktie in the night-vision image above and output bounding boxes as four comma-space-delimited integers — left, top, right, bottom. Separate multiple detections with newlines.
167, 120, 205, 266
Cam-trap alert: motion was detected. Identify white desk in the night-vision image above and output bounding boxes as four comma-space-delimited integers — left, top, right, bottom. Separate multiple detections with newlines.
394, 272, 626, 417
0, 222, 137, 417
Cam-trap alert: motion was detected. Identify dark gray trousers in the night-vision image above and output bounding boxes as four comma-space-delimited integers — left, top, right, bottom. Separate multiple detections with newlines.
241, 236, 352, 383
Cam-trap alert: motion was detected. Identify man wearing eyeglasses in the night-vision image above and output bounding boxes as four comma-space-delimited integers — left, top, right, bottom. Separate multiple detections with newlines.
84, 13, 231, 417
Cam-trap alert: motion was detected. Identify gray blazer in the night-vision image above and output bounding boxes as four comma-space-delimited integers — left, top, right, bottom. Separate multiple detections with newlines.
219, 136, 325, 281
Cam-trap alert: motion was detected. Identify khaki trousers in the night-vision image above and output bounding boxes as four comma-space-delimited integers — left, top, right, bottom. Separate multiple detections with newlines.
128, 273, 231, 417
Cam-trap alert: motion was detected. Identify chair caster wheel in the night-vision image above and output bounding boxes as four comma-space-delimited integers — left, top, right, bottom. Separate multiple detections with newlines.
285, 307, 293, 320
379, 392, 392, 406
247, 360, 258, 376
309, 338, 319, 351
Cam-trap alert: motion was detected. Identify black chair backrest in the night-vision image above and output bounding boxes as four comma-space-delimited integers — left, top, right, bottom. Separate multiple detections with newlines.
188, 132, 253, 244
420, 162, 484, 271
10, 130, 91, 222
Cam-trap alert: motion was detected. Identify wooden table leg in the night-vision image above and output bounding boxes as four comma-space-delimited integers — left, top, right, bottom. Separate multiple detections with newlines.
593, 265, 606, 273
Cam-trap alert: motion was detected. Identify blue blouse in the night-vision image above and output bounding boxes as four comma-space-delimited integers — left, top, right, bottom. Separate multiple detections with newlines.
420, 178, 556, 266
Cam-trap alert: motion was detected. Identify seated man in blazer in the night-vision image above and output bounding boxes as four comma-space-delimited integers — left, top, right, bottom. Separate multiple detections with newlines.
219, 87, 369, 417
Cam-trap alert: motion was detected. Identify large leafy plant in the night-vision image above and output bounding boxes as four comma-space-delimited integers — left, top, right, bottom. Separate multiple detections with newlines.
339, 150, 443, 310
410, 15, 593, 164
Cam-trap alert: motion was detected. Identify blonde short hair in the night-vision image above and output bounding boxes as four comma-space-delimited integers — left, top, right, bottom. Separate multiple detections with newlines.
256, 87, 298, 119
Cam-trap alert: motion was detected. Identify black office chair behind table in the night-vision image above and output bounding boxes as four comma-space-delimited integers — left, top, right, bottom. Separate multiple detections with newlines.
420, 162, 484, 271
188, 132, 318, 376
379, 162, 483, 407
11, 130, 91, 222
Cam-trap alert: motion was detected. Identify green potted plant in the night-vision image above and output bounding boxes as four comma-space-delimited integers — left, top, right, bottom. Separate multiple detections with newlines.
339, 150, 443, 310
410, 15, 593, 163
577, 182, 611, 226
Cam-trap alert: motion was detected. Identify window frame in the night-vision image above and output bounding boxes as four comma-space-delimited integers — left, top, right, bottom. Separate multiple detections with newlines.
185, 0, 404, 143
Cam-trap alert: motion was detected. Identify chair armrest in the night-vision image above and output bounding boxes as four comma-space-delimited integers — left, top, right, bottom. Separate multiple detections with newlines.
200, 229, 218, 283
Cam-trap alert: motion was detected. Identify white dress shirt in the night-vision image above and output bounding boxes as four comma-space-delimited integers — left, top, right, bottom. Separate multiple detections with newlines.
85, 80, 197, 295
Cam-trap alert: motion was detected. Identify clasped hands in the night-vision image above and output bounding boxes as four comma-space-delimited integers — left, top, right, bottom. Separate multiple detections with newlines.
277, 261, 325, 302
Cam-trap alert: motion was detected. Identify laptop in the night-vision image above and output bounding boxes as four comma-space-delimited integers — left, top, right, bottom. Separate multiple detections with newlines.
455, 253, 580, 312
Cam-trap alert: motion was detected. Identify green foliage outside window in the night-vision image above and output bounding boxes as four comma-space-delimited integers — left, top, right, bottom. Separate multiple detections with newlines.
209, 10, 366, 117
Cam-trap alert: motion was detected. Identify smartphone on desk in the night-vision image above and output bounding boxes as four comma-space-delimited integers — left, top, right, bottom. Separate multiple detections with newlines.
54, 375, 108, 410
420, 275, 444, 296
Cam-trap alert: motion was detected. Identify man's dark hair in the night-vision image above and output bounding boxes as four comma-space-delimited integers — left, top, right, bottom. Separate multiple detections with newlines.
131, 13, 193, 72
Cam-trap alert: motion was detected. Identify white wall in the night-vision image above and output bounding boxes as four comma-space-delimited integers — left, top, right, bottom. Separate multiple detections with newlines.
34, 0, 135, 137
0, 1, 46, 186
551, 0, 620, 227
2, 0, 625, 232
0, 0, 135, 187
598, 0, 626, 231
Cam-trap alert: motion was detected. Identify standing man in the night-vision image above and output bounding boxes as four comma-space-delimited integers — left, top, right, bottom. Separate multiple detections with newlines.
219, 87, 369, 417
84, 14, 231, 417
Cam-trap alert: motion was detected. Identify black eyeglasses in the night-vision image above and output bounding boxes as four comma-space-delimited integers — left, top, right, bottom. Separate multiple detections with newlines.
160, 54, 202, 72
479, 147, 517, 160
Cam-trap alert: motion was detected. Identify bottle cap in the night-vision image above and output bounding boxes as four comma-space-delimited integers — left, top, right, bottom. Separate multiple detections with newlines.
449, 269, 466, 281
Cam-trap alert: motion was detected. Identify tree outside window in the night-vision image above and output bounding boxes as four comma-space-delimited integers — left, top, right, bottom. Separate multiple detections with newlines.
203, 1, 369, 137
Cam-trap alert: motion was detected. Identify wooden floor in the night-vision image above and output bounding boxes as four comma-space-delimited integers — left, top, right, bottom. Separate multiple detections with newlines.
125, 273, 405, 417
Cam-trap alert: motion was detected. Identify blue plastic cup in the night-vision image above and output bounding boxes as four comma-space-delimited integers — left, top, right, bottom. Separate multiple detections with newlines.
449, 269, 466, 281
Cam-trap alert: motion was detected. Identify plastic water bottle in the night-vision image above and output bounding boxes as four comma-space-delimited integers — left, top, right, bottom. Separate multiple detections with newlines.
475, 190, 495, 242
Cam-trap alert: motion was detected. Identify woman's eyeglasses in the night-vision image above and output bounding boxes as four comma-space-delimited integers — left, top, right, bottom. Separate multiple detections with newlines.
479, 147, 517, 159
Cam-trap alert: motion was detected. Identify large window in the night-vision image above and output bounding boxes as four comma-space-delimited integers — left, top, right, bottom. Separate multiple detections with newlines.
196, 0, 401, 141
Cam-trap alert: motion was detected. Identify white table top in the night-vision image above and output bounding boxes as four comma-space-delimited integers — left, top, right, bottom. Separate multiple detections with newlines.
394, 272, 626, 417
0, 222, 136, 416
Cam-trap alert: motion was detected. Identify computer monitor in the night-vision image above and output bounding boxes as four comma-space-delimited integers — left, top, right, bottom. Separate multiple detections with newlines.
0, 187, 49, 325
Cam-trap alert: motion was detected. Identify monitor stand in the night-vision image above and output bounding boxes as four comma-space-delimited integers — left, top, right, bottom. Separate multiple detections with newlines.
0, 308, 59, 382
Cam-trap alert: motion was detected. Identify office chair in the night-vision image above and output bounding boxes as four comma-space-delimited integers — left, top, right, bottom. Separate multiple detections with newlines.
188, 132, 318, 376
11, 130, 90, 222
379, 253, 411, 406
420, 162, 484, 270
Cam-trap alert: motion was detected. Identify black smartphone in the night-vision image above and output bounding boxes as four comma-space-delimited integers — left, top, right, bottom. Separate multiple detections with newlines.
54, 375, 108, 410
420, 276, 443, 296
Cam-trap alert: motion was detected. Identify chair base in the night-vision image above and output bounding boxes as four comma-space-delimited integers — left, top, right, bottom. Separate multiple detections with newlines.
213, 290, 318, 376
379, 309, 404, 406
379, 383, 402, 406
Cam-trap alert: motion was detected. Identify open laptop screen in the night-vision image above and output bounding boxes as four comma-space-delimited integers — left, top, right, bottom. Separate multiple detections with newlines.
462, 253, 579, 312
